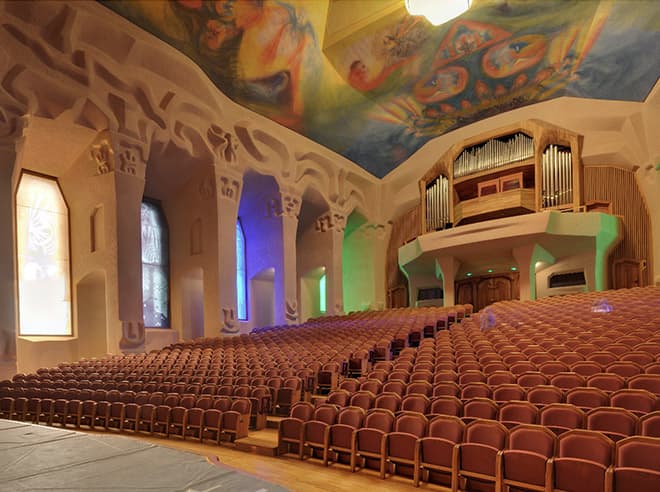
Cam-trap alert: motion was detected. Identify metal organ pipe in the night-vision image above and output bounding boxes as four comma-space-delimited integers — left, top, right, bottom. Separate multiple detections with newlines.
541, 144, 573, 208
454, 132, 535, 179
425, 176, 450, 232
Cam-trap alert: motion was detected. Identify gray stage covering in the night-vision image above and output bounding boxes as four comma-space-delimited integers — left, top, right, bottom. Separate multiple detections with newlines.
0, 419, 289, 492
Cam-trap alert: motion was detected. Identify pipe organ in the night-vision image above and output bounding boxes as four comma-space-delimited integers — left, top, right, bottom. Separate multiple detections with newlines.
419, 120, 583, 235
453, 132, 534, 178
425, 175, 450, 231
542, 144, 573, 208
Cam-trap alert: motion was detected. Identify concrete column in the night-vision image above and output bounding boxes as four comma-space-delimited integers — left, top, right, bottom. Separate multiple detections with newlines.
317, 209, 346, 316
272, 190, 301, 325
106, 136, 149, 353
512, 243, 555, 300
435, 256, 461, 307
213, 167, 242, 334
0, 126, 23, 379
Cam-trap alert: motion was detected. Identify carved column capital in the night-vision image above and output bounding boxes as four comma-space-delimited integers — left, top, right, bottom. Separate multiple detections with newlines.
92, 132, 149, 179
315, 208, 347, 233
214, 168, 243, 203
267, 190, 302, 219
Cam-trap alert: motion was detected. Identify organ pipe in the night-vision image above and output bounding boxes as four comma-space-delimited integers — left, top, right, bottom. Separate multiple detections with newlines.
453, 132, 534, 178
542, 144, 573, 208
425, 175, 449, 233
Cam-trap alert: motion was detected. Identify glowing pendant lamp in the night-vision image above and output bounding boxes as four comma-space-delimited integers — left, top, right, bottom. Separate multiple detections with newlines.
405, 0, 471, 26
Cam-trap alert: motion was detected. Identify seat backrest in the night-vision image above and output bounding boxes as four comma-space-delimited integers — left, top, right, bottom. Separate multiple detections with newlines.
565, 387, 609, 410
349, 390, 375, 410
179, 395, 196, 408
283, 377, 301, 390
339, 378, 360, 393
290, 401, 315, 420
163, 394, 179, 407
461, 382, 492, 399
312, 404, 339, 425
638, 411, 660, 437
401, 394, 430, 414
430, 395, 463, 416
587, 373, 626, 392
610, 389, 656, 415
627, 374, 660, 395
464, 419, 508, 448
427, 415, 465, 442
606, 361, 643, 379
587, 407, 638, 437
616, 436, 660, 471
393, 411, 428, 437
364, 408, 395, 433
498, 401, 538, 425
336, 406, 365, 428
507, 423, 556, 457
359, 380, 382, 394
527, 385, 563, 405
570, 361, 603, 377
327, 390, 350, 407
517, 371, 548, 388
432, 381, 460, 397
406, 381, 432, 396
463, 397, 499, 420
374, 392, 401, 413
213, 397, 232, 412
539, 403, 585, 430
550, 372, 586, 390
492, 383, 525, 402
558, 429, 614, 466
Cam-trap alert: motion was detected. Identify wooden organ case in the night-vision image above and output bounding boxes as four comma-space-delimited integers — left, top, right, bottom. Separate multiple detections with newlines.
414, 120, 587, 308
419, 120, 584, 233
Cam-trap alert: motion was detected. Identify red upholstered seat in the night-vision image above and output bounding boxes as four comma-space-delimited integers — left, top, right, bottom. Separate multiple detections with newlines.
551, 430, 614, 492
453, 419, 508, 492
614, 436, 660, 492
497, 424, 557, 492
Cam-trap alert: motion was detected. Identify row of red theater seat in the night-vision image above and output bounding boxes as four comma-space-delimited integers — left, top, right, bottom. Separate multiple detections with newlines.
0, 392, 252, 441
9, 310, 474, 406
4, 376, 304, 419
319, 385, 660, 418
312, 390, 660, 437
277, 403, 660, 491
337, 373, 660, 398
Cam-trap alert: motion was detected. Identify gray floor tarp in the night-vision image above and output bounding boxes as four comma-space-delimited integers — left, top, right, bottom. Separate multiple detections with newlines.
0, 420, 289, 492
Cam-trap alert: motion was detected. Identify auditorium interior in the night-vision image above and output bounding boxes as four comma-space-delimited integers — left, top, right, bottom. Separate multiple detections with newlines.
1, 0, 659, 491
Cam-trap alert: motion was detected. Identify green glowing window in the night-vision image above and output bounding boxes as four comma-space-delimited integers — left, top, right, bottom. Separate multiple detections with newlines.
319, 274, 326, 313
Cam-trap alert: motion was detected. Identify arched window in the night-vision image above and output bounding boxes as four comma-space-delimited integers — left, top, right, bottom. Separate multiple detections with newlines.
141, 200, 169, 328
319, 273, 326, 314
236, 218, 247, 320
16, 173, 71, 336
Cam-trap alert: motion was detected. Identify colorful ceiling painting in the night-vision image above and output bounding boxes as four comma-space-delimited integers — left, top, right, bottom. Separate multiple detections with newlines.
100, 0, 660, 178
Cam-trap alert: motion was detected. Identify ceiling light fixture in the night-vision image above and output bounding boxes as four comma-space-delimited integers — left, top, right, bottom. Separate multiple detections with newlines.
405, 0, 471, 26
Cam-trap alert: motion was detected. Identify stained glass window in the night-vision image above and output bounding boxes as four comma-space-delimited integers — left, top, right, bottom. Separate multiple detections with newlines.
319, 274, 326, 313
16, 173, 72, 336
141, 201, 169, 327
236, 219, 247, 320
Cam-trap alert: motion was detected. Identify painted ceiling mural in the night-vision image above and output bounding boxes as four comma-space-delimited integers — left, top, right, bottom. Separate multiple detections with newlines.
100, 0, 660, 178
